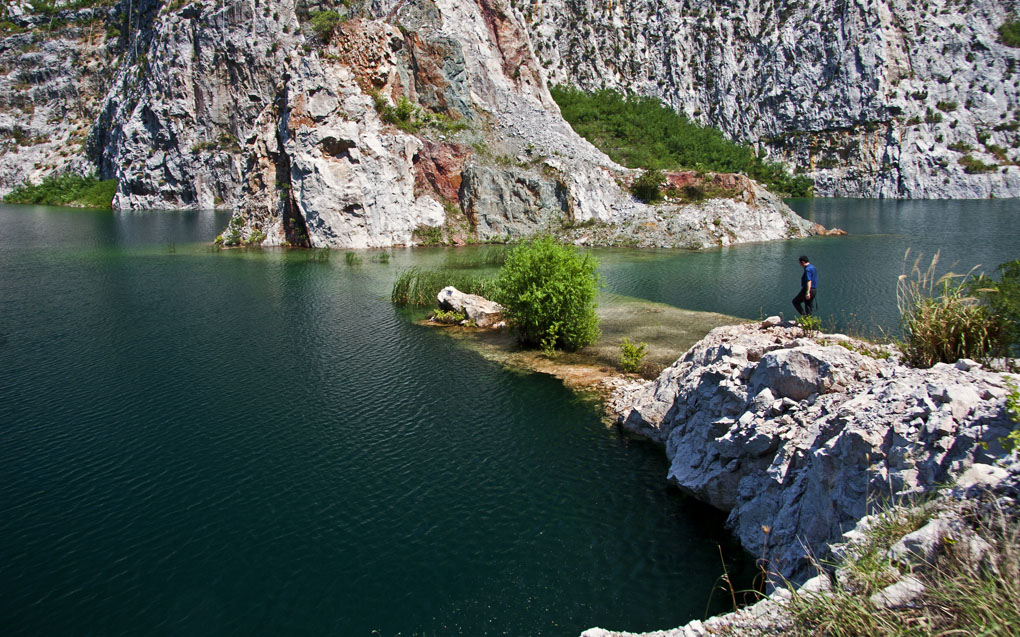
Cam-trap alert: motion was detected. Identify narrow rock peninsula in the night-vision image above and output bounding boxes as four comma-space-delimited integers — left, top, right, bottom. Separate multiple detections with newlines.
586, 319, 1019, 635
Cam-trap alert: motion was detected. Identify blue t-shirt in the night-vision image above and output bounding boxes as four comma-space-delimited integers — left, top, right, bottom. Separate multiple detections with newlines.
801, 263, 818, 291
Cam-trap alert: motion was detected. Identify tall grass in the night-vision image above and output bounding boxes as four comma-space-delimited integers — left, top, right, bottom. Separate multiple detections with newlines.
391, 267, 495, 307
896, 251, 1007, 367
788, 502, 1020, 636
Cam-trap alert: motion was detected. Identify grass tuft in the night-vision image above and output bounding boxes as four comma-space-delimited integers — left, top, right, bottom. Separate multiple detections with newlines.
391, 267, 495, 307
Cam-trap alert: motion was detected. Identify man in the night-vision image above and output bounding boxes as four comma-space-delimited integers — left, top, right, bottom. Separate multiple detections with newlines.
792, 255, 818, 316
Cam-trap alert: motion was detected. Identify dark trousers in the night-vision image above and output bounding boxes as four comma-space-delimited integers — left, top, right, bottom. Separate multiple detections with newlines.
792, 288, 816, 316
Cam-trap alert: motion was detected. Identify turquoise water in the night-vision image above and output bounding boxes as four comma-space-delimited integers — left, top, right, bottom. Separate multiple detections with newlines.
0, 206, 747, 636
599, 198, 1020, 335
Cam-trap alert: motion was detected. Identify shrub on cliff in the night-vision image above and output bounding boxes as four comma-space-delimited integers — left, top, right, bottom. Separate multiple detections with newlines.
631, 169, 664, 203
966, 259, 1020, 357
494, 237, 601, 352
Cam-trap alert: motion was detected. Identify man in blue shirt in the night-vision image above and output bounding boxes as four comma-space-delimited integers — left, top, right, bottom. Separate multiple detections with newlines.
792, 255, 818, 316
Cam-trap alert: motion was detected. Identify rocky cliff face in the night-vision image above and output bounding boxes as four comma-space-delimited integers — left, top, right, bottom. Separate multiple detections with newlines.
524, 0, 1020, 198
1, 0, 813, 248
611, 321, 1016, 584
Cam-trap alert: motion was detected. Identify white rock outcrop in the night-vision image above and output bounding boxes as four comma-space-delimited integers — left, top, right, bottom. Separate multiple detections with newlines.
611, 321, 1016, 583
525, 0, 1020, 198
436, 286, 504, 327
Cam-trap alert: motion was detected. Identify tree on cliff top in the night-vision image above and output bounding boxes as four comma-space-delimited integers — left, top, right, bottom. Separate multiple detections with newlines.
494, 237, 601, 352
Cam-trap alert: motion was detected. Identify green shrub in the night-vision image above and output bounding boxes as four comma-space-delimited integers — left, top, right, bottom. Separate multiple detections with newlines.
345, 251, 362, 265
999, 20, 1020, 47
494, 237, 601, 352
3, 174, 117, 209
965, 259, 1020, 356
431, 309, 467, 325
308, 10, 341, 41
549, 85, 813, 197
959, 154, 998, 174
796, 314, 822, 333
631, 169, 664, 203
620, 338, 648, 373
413, 224, 445, 246
897, 253, 1009, 367
936, 100, 958, 113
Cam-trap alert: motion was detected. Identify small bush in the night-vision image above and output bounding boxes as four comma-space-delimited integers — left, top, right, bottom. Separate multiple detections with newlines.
431, 309, 467, 325
3, 174, 117, 209
958, 154, 998, 173
897, 252, 1009, 367
345, 251, 362, 265
494, 237, 601, 352
936, 100, 958, 113
413, 224, 445, 246
631, 169, 664, 203
796, 314, 822, 333
999, 20, 1020, 47
965, 259, 1020, 356
620, 338, 648, 373
308, 10, 341, 41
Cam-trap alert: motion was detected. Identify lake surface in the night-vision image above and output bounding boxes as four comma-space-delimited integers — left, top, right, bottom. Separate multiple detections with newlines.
0, 205, 746, 636
600, 198, 1019, 335
1, 198, 1016, 635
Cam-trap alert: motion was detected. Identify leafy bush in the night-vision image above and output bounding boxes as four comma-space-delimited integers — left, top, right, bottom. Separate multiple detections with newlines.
430, 309, 467, 325
897, 253, 1009, 367
3, 174, 117, 209
391, 267, 494, 307
999, 20, 1020, 47
620, 338, 648, 373
308, 10, 341, 41
796, 314, 822, 333
549, 85, 813, 197
965, 259, 1020, 357
494, 237, 601, 352
959, 154, 998, 173
631, 168, 664, 203
344, 251, 362, 265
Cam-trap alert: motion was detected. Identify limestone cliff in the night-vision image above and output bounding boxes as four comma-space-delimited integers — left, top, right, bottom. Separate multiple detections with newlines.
1, 0, 813, 248
524, 0, 1020, 198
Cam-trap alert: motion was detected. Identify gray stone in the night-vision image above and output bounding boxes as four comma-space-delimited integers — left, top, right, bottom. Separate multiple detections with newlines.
869, 576, 925, 610
436, 286, 505, 328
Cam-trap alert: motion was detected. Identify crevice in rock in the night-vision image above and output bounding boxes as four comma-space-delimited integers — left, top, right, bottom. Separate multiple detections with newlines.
274, 74, 311, 247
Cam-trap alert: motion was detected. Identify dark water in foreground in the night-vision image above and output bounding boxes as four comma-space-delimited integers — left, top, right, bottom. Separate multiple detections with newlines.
0, 206, 746, 636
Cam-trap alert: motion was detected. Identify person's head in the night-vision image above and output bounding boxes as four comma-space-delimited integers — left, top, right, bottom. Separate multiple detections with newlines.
798, 255, 810, 266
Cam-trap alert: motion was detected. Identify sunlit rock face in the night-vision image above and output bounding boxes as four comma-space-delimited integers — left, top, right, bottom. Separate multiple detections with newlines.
2, 0, 812, 248
525, 0, 1020, 198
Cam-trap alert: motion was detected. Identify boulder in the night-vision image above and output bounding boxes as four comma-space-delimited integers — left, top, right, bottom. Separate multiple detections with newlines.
436, 286, 505, 328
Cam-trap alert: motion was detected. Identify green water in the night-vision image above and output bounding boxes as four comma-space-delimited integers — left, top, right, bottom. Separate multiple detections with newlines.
0, 205, 747, 636
2, 198, 1016, 635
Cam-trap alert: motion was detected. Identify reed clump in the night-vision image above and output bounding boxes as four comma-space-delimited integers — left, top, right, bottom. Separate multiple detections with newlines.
390, 267, 494, 307
896, 251, 1009, 367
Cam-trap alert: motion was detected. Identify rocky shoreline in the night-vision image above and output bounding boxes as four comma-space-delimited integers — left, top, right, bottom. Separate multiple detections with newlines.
583, 319, 1018, 636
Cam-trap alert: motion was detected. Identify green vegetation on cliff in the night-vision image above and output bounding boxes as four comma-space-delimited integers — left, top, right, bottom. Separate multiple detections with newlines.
3, 175, 117, 209
550, 85, 813, 197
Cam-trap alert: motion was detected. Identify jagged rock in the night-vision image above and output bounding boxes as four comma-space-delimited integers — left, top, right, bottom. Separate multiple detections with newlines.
611, 322, 1016, 584
869, 576, 926, 610
2, 0, 815, 249
437, 286, 505, 328
888, 518, 956, 567
528, 0, 1020, 199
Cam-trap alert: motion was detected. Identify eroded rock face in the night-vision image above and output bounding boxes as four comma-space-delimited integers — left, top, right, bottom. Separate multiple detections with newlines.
526, 0, 1020, 199
436, 286, 504, 327
613, 322, 1016, 583
2, 0, 813, 249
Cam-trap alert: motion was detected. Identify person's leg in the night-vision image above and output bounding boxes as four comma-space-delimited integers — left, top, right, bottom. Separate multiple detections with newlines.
792, 289, 807, 315
804, 291, 815, 316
